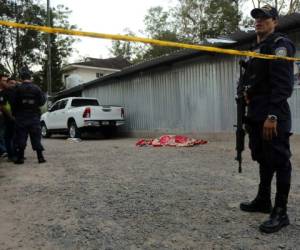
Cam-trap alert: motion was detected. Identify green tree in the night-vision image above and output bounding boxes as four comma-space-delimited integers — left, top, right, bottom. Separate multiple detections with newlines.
174, 0, 241, 42
109, 1, 241, 63
142, 6, 181, 60
41, 4, 76, 92
241, 0, 300, 14
0, 0, 76, 93
40, 33, 64, 92
109, 28, 137, 61
0, 0, 46, 74
110, 6, 181, 62
109, 28, 147, 64
239, 0, 300, 31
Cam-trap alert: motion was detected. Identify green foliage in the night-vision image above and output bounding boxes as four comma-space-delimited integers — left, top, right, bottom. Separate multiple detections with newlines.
110, 0, 300, 64
109, 0, 241, 63
0, 0, 76, 93
142, 6, 181, 61
0, 63, 10, 75
247, 0, 300, 14
174, 0, 241, 42
109, 29, 137, 61
0, 0, 46, 74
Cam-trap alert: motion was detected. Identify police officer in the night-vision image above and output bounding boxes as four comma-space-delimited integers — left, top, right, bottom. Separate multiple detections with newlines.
0, 74, 9, 157
239, 5, 295, 233
14, 66, 46, 164
1, 76, 17, 161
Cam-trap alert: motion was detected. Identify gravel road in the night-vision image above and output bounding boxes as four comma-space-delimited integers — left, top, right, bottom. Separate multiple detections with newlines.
0, 135, 299, 250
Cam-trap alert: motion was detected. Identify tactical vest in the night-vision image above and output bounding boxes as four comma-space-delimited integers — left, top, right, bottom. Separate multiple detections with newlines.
15, 84, 40, 113
243, 33, 284, 99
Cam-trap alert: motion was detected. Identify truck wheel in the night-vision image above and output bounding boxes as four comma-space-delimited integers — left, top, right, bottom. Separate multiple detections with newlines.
41, 123, 51, 138
68, 121, 81, 138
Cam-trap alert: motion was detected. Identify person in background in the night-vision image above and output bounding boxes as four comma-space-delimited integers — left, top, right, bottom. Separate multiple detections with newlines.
13, 67, 47, 164
8, 77, 17, 87
2, 76, 18, 161
0, 74, 8, 158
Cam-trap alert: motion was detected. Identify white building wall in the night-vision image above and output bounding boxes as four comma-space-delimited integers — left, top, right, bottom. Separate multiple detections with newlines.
63, 68, 119, 89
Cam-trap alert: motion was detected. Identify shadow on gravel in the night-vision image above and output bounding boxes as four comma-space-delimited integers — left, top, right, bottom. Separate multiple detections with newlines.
44, 130, 128, 141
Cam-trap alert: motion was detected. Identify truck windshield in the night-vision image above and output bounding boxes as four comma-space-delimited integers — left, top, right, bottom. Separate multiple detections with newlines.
71, 99, 99, 107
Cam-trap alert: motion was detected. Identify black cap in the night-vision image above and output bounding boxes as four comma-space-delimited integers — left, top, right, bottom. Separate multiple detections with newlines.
19, 66, 32, 80
251, 5, 279, 19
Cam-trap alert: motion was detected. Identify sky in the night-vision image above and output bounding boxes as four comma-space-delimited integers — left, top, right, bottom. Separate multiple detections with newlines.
50, 0, 176, 63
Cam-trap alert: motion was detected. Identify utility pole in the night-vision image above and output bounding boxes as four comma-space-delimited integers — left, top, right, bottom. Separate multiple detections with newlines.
15, 0, 20, 75
47, 0, 52, 96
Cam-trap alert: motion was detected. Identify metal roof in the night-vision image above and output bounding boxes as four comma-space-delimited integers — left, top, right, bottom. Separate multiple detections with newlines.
63, 57, 131, 71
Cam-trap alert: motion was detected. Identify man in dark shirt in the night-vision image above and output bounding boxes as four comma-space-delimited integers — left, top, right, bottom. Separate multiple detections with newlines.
0, 74, 9, 157
1, 76, 17, 161
14, 67, 47, 164
239, 5, 295, 233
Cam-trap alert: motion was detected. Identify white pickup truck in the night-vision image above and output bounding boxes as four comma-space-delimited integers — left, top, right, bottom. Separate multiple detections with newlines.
40, 97, 125, 138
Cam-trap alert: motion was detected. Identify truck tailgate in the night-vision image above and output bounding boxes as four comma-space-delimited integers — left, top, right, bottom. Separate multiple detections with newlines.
90, 106, 124, 120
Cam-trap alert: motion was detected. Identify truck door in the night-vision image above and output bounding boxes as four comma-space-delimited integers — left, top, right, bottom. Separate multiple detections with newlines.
55, 99, 68, 129
46, 101, 60, 129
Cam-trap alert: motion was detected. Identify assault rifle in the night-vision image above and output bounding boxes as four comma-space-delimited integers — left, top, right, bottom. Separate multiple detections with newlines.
235, 60, 247, 173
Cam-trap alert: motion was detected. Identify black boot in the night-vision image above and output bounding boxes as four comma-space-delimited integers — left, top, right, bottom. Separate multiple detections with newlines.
37, 151, 46, 163
14, 150, 24, 164
240, 184, 272, 213
260, 182, 291, 233
240, 198, 272, 213
259, 207, 290, 233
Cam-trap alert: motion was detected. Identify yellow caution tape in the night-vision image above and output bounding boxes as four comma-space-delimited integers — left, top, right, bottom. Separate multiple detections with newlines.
0, 20, 299, 61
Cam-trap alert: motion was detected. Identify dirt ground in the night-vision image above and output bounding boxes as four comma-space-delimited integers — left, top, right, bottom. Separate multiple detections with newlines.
0, 135, 299, 250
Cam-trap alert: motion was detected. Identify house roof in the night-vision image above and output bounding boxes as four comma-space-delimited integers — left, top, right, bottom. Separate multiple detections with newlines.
64, 57, 132, 70
55, 13, 300, 99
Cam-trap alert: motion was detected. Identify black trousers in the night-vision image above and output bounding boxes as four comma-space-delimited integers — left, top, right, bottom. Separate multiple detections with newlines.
14, 116, 44, 152
247, 120, 292, 210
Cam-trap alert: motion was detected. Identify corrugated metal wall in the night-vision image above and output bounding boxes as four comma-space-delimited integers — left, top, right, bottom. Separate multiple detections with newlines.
83, 55, 242, 133
289, 89, 300, 133
289, 32, 300, 133
83, 53, 300, 134
79, 30, 300, 134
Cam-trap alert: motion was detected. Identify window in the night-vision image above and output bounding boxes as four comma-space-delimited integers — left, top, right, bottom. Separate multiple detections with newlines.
50, 100, 68, 111
96, 73, 104, 78
59, 100, 68, 109
50, 102, 60, 112
71, 99, 99, 107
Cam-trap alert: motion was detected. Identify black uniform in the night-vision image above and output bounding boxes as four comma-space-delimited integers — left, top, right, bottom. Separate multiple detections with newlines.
243, 32, 295, 213
13, 81, 46, 160
0, 91, 7, 155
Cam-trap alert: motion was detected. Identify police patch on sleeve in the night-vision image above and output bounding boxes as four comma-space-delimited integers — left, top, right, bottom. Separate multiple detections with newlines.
275, 47, 288, 57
